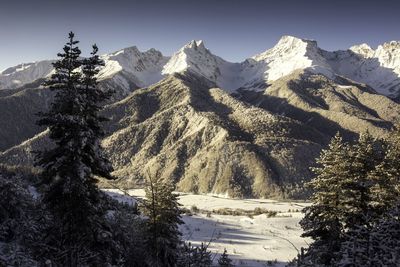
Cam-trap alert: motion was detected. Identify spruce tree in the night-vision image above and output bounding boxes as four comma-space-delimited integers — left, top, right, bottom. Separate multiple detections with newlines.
337, 223, 373, 267
191, 243, 212, 267
141, 174, 183, 267
300, 129, 400, 266
35, 32, 114, 266
338, 203, 400, 267
369, 202, 400, 266
177, 242, 212, 267
370, 125, 400, 213
80, 43, 114, 180
299, 133, 349, 265
218, 248, 234, 267
341, 132, 381, 228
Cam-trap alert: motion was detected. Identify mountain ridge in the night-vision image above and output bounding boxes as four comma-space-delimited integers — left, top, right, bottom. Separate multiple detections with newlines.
1, 36, 400, 198
2, 35, 400, 98
1, 71, 399, 198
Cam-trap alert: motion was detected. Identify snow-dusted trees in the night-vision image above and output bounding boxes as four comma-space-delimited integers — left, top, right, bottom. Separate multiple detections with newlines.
35, 32, 114, 266
338, 202, 400, 267
299, 133, 348, 265
368, 202, 400, 265
218, 248, 234, 267
178, 242, 213, 267
0, 167, 43, 267
299, 128, 400, 266
141, 175, 183, 267
370, 126, 400, 211
342, 133, 385, 228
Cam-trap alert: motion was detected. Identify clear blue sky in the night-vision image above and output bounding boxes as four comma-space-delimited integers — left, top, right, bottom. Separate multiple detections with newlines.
1, 0, 399, 71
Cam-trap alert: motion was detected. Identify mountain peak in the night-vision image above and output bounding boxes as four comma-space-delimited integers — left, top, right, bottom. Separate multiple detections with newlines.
183, 40, 206, 50
278, 35, 316, 43
276, 35, 318, 48
162, 39, 216, 76
253, 35, 318, 62
380, 40, 400, 51
349, 43, 374, 57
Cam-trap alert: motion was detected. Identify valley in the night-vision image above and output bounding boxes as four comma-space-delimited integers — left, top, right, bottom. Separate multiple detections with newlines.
107, 189, 311, 267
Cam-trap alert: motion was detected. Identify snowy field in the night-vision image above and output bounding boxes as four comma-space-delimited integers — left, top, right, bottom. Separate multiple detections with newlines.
106, 189, 311, 267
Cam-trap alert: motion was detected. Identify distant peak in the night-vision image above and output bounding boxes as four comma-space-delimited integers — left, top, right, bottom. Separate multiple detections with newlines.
107, 46, 139, 57
122, 46, 140, 53
277, 35, 318, 47
352, 43, 372, 50
253, 35, 318, 61
147, 48, 158, 53
350, 43, 374, 57
381, 40, 400, 50
183, 40, 206, 50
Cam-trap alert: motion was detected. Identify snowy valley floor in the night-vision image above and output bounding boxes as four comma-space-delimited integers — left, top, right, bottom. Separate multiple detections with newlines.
106, 189, 311, 267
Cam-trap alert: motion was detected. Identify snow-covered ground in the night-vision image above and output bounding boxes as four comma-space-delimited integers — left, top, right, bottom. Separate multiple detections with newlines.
106, 189, 311, 267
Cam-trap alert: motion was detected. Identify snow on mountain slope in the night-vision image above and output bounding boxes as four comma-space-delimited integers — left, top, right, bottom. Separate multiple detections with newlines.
242, 36, 400, 97
248, 36, 334, 83
162, 40, 246, 91
161, 36, 400, 97
0, 60, 54, 89
2, 36, 400, 97
99, 46, 169, 88
339, 41, 400, 96
0, 47, 169, 91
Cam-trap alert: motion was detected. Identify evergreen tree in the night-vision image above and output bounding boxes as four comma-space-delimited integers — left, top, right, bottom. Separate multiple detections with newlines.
341, 132, 382, 228
141, 174, 183, 267
369, 125, 400, 213
35, 32, 114, 266
338, 203, 400, 267
218, 248, 234, 267
80, 43, 114, 179
299, 128, 400, 266
177, 242, 213, 267
299, 132, 389, 266
190, 243, 212, 267
299, 133, 350, 265
369, 202, 400, 266
337, 222, 373, 267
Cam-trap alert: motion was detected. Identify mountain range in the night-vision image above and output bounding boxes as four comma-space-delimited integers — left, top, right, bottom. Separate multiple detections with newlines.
1, 35, 399, 198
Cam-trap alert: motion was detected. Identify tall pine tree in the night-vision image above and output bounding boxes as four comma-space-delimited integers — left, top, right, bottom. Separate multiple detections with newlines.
341, 132, 382, 229
299, 133, 350, 266
141, 174, 183, 267
35, 32, 114, 266
338, 202, 400, 266
369, 125, 400, 213
299, 131, 397, 266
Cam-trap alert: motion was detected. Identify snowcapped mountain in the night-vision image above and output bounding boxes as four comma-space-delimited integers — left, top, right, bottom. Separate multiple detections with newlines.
2, 36, 400, 98
239, 36, 400, 97
243, 36, 335, 86
342, 41, 400, 96
162, 40, 245, 91
0, 60, 54, 89
99, 46, 169, 89
0, 47, 169, 92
